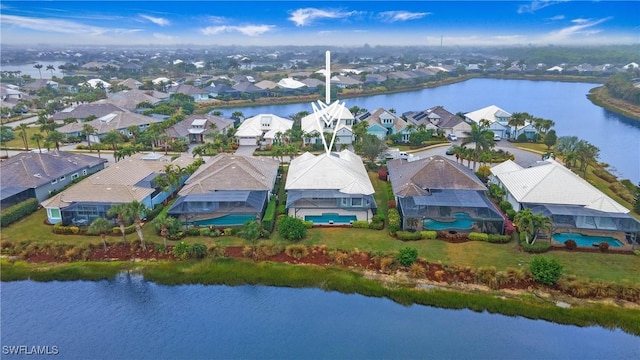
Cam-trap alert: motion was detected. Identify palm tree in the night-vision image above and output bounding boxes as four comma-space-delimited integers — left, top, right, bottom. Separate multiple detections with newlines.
46, 65, 55, 78
82, 123, 97, 151
509, 112, 529, 140
101, 130, 123, 152
46, 130, 66, 151
152, 214, 179, 248
462, 123, 494, 170
33, 63, 43, 79
17, 123, 29, 151
30, 132, 44, 153
514, 209, 552, 245
128, 201, 147, 250
107, 203, 133, 244
88, 217, 113, 251
126, 125, 141, 145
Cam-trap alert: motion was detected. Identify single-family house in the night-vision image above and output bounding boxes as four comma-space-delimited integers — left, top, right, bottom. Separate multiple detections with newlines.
167, 154, 279, 226
57, 110, 164, 141
165, 114, 234, 144
79, 78, 111, 89
388, 155, 504, 233
104, 89, 169, 112
0, 151, 107, 208
301, 103, 356, 147
359, 108, 411, 141
235, 114, 293, 147
167, 84, 209, 102
117, 78, 143, 89
406, 106, 471, 139
41, 153, 196, 225
464, 105, 513, 138
490, 159, 639, 244
24, 79, 59, 91
51, 103, 125, 122
285, 150, 377, 224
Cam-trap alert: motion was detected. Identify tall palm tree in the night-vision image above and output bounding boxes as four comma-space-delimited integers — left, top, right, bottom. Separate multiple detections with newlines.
82, 123, 97, 151
101, 130, 123, 152
107, 203, 133, 244
30, 132, 44, 153
509, 112, 529, 140
462, 123, 494, 170
88, 217, 113, 251
128, 201, 147, 251
152, 214, 180, 248
46, 130, 66, 151
46, 65, 55, 78
17, 123, 29, 151
33, 63, 43, 79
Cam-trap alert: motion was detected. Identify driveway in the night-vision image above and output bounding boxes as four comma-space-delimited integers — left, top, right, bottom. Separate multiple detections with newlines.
234, 145, 257, 156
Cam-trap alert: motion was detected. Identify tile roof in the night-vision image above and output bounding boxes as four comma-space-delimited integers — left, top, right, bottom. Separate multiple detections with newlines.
286, 150, 374, 195
51, 103, 124, 121
236, 114, 293, 139
41, 153, 196, 209
165, 114, 234, 139
362, 108, 408, 133
178, 153, 279, 194
0, 151, 107, 189
388, 155, 486, 196
58, 110, 164, 135
464, 105, 512, 124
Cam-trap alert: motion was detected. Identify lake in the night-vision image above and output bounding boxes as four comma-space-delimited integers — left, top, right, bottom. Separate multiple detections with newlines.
1, 276, 638, 359
1, 61, 68, 79
216, 79, 640, 183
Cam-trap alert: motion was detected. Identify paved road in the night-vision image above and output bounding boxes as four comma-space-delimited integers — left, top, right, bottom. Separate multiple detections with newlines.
410, 140, 544, 170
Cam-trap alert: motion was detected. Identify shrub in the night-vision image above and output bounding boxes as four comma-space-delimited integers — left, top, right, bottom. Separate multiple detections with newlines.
303, 221, 313, 229
599, 242, 610, 253
329, 250, 350, 265
387, 200, 396, 209
409, 263, 426, 278
185, 228, 200, 237
564, 239, 577, 250
529, 257, 563, 285
420, 230, 437, 240
368, 218, 384, 230
285, 244, 309, 260
634, 250, 640, 257
276, 204, 286, 215
187, 243, 207, 259
207, 244, 226, 258
388, 208, 401, 234
1, 198, 39, 227
379, 256, 395, 274
172, 241, 190, 260
468, 232, 489, 242
396, 231, 423, 241
520, 232, 551, 253
487, 234, 512, 243
499, 200, 513, 213
378, 168, 388, 181
352, 220, 370, 228
277, 216, 307, 241
396, 247, 418, 267
505, 209, 517, 221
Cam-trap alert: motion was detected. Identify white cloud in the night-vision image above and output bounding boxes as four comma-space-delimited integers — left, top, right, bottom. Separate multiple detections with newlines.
288, 8, 357, 26
539, 17, 612, 43
200, 24, 274, 37
547, 15, 565, 21
378, 11, 429, 22
0, 14, 139, 36
518, 1, 568, 14
140, 14, 170, 26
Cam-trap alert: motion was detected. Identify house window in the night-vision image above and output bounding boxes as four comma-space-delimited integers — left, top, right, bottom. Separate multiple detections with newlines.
82, 169, 88, 175
71, 173, 79, 180
51, 179, 57, 185
60, 176, 65, 181
49, 208, 61, 219
341, 198, 348, 206
351, 198, 362, 207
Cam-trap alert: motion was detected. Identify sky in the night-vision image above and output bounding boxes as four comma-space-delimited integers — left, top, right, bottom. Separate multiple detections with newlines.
1, 1, 638, 47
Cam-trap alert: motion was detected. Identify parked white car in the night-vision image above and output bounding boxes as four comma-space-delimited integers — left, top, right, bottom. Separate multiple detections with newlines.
493, 134, 501, 141
448, 134, 458, 141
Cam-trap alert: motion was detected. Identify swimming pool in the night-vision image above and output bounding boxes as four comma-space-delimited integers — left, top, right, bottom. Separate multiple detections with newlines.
423, 212, 474, 231
552, 232, 623, 247
191, 214, 256, 227
305, 213, 357, 224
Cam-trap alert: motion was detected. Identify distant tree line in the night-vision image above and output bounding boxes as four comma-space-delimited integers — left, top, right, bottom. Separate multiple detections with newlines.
604, 73, 640, 106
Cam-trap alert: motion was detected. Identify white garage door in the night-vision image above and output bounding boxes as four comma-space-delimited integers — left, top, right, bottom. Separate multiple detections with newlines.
238, 137, 256, 146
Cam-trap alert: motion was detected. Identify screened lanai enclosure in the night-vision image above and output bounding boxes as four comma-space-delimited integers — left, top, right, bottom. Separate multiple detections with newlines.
286, 189, 377, 224
167, 190, 267, 227
398, 189, 505, 234
525, 204, 640, 244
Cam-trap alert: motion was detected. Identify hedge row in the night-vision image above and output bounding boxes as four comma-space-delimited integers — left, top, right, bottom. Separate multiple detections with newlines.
52, 222, 136, 235
396, 230, 437, 241
262, 198, 277, 232
1, 198, 39, 227
469, 232, 512, 243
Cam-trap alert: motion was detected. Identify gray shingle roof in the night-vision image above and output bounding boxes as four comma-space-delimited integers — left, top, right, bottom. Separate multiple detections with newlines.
0, 151, 107, 188
51, 103, 124, 121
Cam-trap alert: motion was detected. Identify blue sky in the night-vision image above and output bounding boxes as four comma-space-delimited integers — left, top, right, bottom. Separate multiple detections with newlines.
1, 1, 638, 47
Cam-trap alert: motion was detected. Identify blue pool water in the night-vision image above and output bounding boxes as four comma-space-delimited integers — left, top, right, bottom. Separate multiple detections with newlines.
423, 212, 474, 230
305, 213, 357, 224
192, 214, 256, 226
552, 232, 623, 247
